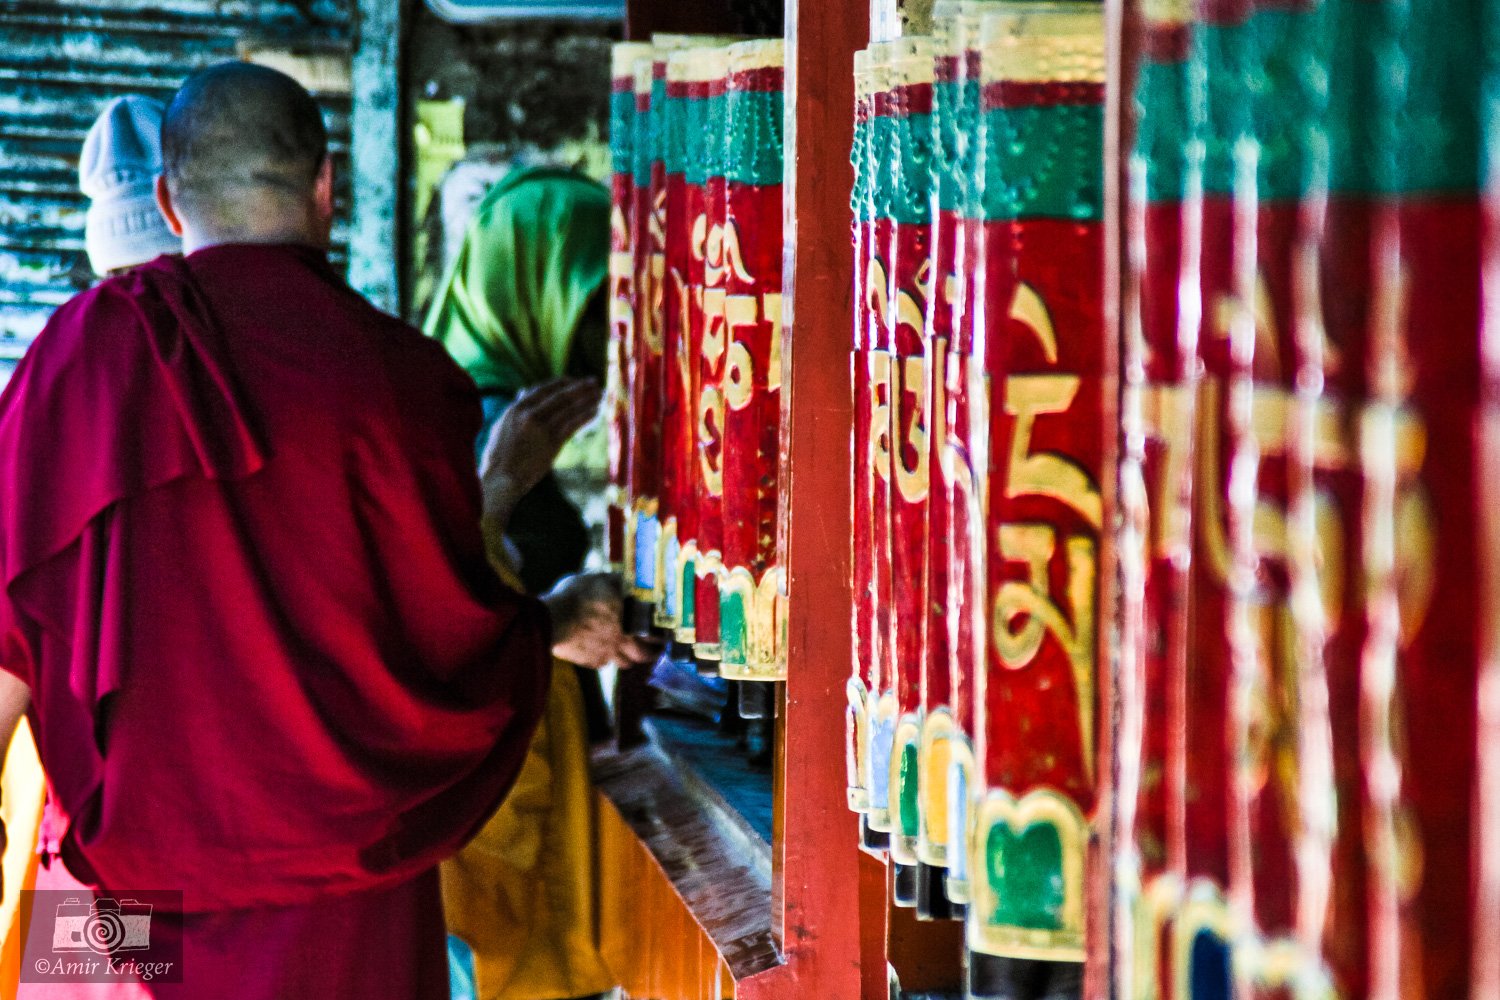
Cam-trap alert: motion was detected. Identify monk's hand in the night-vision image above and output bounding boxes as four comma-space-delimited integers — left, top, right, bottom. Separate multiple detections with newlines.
479, 377, 602, 530
541, 571, 656, 669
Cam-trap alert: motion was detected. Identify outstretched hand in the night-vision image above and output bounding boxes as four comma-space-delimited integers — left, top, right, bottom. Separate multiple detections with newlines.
541, 572, 657, 669
479, 378, 601, 529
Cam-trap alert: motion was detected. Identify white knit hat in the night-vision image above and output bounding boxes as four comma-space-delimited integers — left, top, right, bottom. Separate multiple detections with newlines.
80, 96, 181, 275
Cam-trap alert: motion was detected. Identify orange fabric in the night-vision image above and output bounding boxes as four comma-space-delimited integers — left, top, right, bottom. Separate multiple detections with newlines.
1, 720, 46, 998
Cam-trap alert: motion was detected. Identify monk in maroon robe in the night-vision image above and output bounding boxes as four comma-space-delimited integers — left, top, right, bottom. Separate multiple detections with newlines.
0, 63, 630, 998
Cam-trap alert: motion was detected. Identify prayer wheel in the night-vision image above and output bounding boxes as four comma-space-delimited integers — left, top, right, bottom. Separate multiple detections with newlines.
1113, 0, 1197, 994
665, 47, 729, 654
654, 49, 691, 636
862, 38, 905, 838
716, 39, 787, 683
607, 43, 651, 580
693, 57, 733, 668
1112, 0, 1485, 995
655, 48, 712, 641
848, 45, 877, 817
1387, 2, 1486, 995
882, 36, 936, 872
966, 3, 1106, 967
913, 3, 965, 903
626, 47, 665, 633
939, 0, 992, 907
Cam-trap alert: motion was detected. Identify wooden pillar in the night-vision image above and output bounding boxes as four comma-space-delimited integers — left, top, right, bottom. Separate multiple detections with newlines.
736, 0, 870, 996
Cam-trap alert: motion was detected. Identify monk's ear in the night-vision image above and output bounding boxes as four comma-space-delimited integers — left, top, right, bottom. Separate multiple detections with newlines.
154, 175, 185, 237
313, 156, 335, 232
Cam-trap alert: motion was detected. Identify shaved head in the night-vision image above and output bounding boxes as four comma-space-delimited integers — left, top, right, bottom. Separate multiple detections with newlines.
161, 62, 328, 232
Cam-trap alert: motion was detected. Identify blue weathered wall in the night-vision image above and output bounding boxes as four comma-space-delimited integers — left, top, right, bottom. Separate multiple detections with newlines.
0, 0, 361, 373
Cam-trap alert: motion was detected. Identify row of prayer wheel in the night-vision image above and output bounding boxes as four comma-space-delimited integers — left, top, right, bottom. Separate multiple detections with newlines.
607, 36, 789, 684
841, 0, 1500, 996
608, 0, 1499, 993
847, 1, 1108, 979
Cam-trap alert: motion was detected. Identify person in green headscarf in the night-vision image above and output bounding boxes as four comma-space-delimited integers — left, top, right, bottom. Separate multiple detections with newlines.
427, 165, 613, 594
425, 166, 633, 1000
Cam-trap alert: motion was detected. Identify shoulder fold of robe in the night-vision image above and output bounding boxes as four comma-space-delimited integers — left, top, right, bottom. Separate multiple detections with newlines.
0, 244, 552, 912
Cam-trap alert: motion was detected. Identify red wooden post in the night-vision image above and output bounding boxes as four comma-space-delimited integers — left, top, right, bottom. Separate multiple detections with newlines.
736, 0, 871, 995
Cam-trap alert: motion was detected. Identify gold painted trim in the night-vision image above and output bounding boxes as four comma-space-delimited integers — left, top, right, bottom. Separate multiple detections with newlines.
944, 737, 978, 904
612, 41, 655, 79
917, 710, 958, 866
978, 3, 1106, 86
632, 57, 653, 97
652, 518, 679, 629
728, 38, 784, 74
716, 566, 784, 682
889, 714, 923, 865
867, 693, 900, 832
1170, 880, 1234, 1000
1121, 872, 1181, 1000
621, 503, 638, 599
893, 36, 936, 87
629, 498, 660, 603
847, 678, 873, 812
672, 540, 699, 645
671, 46, 734, 85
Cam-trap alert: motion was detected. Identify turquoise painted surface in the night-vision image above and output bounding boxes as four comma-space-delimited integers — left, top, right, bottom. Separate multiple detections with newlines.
891, 110, 935, 227
934, 79, 965, 214
1135, 0, 1485, 202
610, 88, 635, 173
632, 81, 653, 187
981, 103, 1105, 221
725, 90, 784, 187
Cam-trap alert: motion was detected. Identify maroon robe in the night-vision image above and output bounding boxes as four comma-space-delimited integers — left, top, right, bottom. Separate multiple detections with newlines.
0, 244, 552, 996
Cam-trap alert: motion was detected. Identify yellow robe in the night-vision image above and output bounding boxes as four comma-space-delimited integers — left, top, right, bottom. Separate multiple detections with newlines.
442, 528, 614, 1000
441, 662, 614, 1000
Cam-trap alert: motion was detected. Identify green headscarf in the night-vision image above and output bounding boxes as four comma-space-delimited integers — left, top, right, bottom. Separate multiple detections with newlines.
424, 166, 610, 396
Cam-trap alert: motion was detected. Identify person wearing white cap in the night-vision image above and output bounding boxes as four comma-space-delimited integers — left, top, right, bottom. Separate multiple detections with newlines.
0, 92, 185, 986
79, 95, 182, 275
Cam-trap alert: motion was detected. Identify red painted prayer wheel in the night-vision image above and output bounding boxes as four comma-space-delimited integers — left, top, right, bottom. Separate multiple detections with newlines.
627, 49, 665, 625
861, 39, 917, 835
716, 39, 786, 683
883, 36, 935, 868
966, 4, 1106, 964
848, 45, 877, 816
914, 1, 974, 884
665, 47, 730, 652
655, 48, 711, 637
1386, 8, 1487, 992
938, 1, 993, 905
1112, 0, 1489, 996
692, 59, 732, 668
608, 43, 652, 578
1113, 2, 1200, 994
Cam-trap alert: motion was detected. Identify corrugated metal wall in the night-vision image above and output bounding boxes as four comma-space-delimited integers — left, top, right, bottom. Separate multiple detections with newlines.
0, 0, 359, 374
